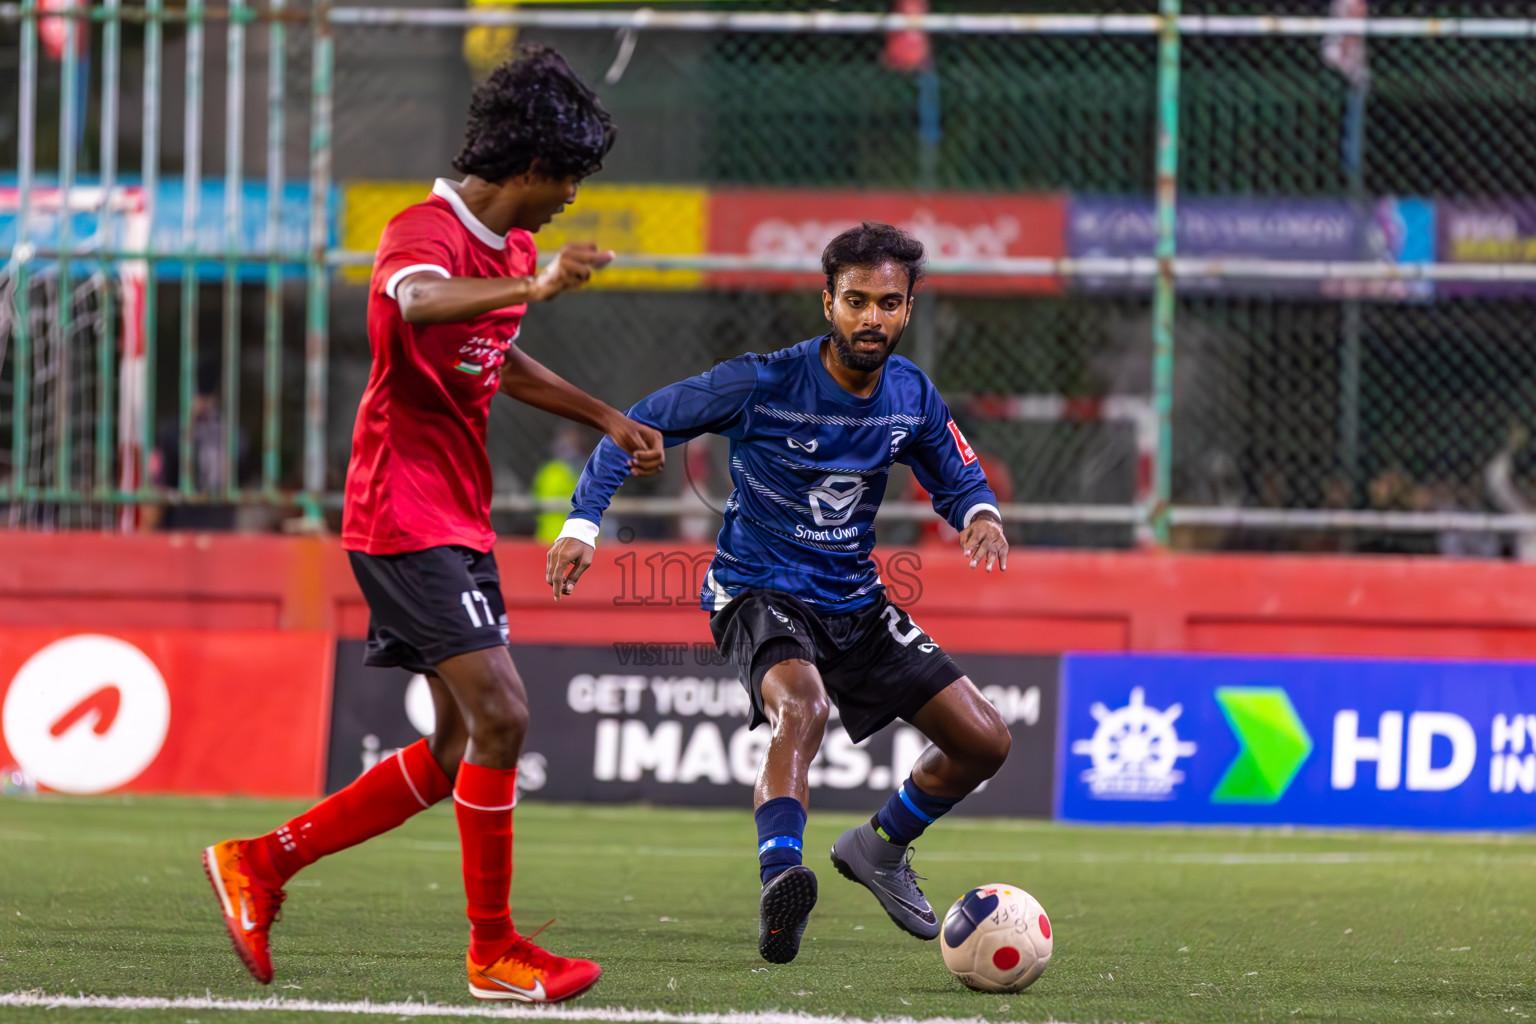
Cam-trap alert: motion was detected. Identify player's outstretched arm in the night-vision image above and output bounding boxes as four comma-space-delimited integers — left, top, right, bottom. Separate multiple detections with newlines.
395, 242, 615, 325
958, 511, 1008, 572
499, 345, 664, 475
545, 356, 763, 601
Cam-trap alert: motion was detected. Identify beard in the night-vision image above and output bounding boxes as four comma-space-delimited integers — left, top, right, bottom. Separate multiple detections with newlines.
829, 324, 901, 372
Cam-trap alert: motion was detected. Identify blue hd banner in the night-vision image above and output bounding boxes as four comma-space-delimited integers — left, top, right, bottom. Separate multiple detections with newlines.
1056, 653, 1536, 830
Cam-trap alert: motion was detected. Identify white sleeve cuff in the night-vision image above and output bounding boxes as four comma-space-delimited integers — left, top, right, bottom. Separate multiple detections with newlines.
962, 503, 1002, 528
556, 517, 600, 548
384, 263, 451, 300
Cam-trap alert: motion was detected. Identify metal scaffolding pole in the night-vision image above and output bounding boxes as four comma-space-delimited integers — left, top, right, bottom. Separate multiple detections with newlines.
1149, 0, 1182, 546
262, 0, 286, 495
302, 0, 334, 511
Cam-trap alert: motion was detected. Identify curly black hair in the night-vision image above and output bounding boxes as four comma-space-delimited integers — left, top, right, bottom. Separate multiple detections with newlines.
821, 221, 926, 296
452, 44, 616, 182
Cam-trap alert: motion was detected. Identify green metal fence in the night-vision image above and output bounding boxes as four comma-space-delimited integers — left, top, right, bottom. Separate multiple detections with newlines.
5, 2, 1536, 552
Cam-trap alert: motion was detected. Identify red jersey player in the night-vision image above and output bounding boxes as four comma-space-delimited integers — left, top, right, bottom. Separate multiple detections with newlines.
202, 46, 662, 1003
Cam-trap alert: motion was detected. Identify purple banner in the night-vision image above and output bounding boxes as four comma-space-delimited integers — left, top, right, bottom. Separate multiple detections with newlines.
1439, 202, 1536, 298
1068, 195, 1433, 299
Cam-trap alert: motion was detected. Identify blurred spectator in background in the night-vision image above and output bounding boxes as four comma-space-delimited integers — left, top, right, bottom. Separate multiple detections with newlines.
1484, 424, 1536, 561
1299, 473, 1357, 553
142, 358, 248, 532
1223, 465, 1291, 552
1170, 449, 1243, 551
531, 424, 585, 544
1355, 464, 1436, 555
1435, 479, 1501, 559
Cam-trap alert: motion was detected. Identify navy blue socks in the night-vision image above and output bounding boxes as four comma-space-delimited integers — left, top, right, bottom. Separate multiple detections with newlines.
873, 777, 961, 845
755, 796, 807, 885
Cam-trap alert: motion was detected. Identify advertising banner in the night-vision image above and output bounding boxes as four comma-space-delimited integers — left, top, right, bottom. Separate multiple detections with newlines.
340, 182, 707, 288
705, 189, 1068, 294
1438, 201, 1536, 297
1068, 195, 1434, 299
0, 628, 332, 797
0, 179, 330, 281
329, 641, 1058, 817
1057, 653, 1536, 830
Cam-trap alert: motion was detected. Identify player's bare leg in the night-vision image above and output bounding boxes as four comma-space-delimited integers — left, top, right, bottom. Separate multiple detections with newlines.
755, 659, 830, 809
904, 678, 1012, 797
753, 659, 829, 963
425, 673, 469, 778
832, 678, 1010, 940
435, 646, 601, 1002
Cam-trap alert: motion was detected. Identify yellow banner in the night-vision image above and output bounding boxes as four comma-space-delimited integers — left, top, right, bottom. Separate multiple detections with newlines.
539, 185, 705, 290
339, 181, 431, 285
340, 181, 705, 290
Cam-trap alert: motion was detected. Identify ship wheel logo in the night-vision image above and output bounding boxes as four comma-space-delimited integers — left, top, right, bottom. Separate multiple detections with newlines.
1071, 687, 1198, 800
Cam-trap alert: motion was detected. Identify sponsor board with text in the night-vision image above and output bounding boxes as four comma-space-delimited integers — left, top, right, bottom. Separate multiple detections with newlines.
1068, 195, 1435, 299
0, 179, 331, 281
329, 641, 1057, 816
705, 190, 1067, 294
0, 628, 331, 796
1057, 653, 1536, 829
1438, 201, 1536, 297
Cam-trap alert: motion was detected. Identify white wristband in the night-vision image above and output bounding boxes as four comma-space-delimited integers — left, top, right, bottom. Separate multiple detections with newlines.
962, 503, 1002, 528
555, 517, 600, 548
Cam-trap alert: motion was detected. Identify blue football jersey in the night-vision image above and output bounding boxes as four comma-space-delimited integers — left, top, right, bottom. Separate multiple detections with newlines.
564, 336, 1000, 613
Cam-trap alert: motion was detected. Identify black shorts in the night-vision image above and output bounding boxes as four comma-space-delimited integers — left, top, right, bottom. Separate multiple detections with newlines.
348, 546, 508, 675
709, 588, 963, 743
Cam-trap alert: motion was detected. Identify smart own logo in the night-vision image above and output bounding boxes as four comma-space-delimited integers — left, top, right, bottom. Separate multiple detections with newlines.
2, 635, 171, 794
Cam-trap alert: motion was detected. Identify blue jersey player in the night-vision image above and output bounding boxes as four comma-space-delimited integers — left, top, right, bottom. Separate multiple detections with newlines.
545, 222, 1012, 964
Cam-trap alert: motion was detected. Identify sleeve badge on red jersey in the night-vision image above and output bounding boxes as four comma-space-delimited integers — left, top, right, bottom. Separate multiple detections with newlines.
946, 419, 978, 465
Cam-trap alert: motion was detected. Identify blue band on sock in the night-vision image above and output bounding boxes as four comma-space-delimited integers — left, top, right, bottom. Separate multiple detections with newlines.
758, 835, 803, 855
897, 782, 937, 824
755, 796, 807, 884
875, 777, 963, 845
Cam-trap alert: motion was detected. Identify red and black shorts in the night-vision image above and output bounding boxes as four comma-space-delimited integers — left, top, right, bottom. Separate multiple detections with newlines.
347, 545, 508, 675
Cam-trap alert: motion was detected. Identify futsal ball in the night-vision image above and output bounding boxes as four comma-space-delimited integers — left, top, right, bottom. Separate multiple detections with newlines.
939, 884, 1053, 993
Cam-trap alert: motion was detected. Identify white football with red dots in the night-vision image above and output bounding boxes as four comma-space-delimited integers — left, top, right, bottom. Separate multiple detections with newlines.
939, 883, 1053, 993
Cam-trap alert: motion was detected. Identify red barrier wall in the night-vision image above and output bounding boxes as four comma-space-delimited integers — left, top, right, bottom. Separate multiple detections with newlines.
5, 532, 1536, 658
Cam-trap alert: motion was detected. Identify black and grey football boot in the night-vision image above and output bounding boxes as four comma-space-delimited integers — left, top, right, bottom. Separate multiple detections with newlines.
829, 823, 940, 940
757, 865, 818, 964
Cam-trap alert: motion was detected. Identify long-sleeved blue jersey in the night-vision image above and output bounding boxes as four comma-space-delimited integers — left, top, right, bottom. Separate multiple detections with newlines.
562, 336, 1000, 614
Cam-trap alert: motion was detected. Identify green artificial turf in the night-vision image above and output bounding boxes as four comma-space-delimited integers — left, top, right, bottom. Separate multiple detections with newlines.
0, 795, 1533, 1023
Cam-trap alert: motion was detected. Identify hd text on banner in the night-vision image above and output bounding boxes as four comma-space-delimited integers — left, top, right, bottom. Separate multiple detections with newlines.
1057, 653, 1536, 830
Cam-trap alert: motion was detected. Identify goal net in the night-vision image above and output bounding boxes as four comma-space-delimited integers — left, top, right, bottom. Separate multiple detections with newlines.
0, 185, 148, 529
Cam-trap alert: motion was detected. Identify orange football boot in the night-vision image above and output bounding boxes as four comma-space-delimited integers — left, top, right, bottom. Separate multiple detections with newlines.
202, 838, 286, 984
467, 933, 602, 1002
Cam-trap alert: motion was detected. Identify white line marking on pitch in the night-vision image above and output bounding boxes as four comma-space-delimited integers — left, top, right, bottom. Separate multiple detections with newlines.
0, 992, 1057, 1024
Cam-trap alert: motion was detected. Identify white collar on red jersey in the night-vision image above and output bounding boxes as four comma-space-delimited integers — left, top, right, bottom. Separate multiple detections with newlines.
431, 178, 507, 251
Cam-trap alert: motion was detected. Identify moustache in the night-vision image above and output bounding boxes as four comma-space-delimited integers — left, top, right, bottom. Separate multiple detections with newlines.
852, 331, 888, 343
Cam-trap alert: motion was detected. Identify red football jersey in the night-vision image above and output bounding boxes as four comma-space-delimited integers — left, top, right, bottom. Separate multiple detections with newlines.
342, 178, 538, 555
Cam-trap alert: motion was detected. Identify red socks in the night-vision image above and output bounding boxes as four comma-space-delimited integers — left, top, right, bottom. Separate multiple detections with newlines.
454, 761, 518, 965
243, 741, 518, 966
246, 738, 452, 885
